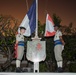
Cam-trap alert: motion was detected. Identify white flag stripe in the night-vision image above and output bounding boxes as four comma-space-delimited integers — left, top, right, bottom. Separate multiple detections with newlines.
46, 20, 55, 32
18, 15, 31, 36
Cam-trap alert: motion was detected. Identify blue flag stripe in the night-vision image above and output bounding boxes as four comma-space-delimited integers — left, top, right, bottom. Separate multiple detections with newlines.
27, 0, 36, 34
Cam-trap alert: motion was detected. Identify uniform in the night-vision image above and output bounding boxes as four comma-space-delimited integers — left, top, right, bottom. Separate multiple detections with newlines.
15, 27, 26, 72
15, 33, 25, 72
54, 30, 64, 72
16, 33, 25, 60
54, 30, 63, 62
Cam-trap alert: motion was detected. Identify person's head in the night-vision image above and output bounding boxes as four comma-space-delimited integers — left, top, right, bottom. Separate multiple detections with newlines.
20, 27, 26, 34
54, 25, 60, 31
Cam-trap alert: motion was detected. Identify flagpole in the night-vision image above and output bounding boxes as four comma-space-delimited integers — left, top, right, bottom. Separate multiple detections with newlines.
26, 0, 29, 11
33, 0, 40, 73
35, 0, 38, 38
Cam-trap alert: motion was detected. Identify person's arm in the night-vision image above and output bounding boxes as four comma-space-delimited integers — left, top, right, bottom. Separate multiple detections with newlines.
59, 36, 65, 45
59, 31, 65, 45
15, 35, 19, 47
16, 40, 18, 44
15, 34, 19, 44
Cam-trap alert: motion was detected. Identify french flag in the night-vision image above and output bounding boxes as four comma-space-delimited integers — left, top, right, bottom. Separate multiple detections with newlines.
18, 0, 36, 36
44, 14, 56, 37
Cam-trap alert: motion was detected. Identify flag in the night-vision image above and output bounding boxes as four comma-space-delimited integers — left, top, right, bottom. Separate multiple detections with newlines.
18, 0, 36, 36
44, 14, 56, 37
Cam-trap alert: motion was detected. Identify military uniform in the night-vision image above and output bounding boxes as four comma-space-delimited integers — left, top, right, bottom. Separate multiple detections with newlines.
54, 30, 64, 72
54, 30, 63, 62
16, 33, 25, 60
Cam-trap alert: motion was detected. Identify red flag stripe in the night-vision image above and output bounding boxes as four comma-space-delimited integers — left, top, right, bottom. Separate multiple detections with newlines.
45, 31, 56, 37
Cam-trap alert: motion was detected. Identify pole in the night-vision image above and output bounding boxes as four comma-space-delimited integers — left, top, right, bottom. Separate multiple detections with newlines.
32, 0, 41, 40
26, 0, 29, 11
34, 1, 39, 73
35, 0, 38, 38
34, 62, 39, 73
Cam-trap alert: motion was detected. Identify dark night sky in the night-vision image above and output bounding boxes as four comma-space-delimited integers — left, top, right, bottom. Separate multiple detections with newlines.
0, 0, 76, 27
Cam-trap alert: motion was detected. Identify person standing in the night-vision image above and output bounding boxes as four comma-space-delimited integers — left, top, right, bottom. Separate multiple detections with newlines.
15, 27, 26, 72
54, 25, 65, 72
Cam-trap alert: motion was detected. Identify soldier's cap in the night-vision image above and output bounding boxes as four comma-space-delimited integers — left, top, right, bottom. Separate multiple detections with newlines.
20, 27, 26, 30
54, 24, 61, 27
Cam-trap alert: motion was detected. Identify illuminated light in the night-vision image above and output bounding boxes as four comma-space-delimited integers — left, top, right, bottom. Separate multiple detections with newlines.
33, 58, 40, 62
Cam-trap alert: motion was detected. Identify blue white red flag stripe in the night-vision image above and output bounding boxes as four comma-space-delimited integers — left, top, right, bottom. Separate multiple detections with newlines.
18, 0, 36, 36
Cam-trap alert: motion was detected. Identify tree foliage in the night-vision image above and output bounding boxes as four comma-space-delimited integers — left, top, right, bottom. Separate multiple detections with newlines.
0, 15, 19, 71
0, 14, 76, 72
52, 13, 62, 25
